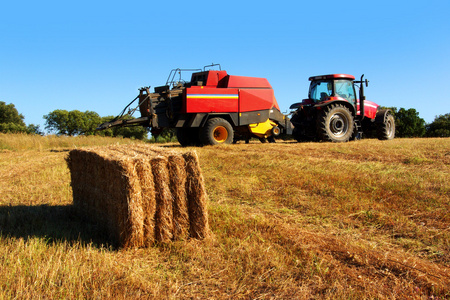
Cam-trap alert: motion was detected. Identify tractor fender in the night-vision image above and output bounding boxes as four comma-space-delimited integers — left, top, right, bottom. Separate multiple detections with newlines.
315, 100, 357, 116
374, 109, 393, 124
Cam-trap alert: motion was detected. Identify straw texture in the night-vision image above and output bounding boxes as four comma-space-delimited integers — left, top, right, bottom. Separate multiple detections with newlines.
168, 155, 189, 240
183, 151, 210, 239
67, 144, 209, 248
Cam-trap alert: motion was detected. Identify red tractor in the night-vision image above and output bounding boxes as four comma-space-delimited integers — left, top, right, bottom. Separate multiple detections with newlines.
98, 64, 289, 145
289, 74, 395, 142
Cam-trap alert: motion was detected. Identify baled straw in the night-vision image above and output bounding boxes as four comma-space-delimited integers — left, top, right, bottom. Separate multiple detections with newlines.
116, 155, 145, 248
151, 156, 173, 242
68, 147, 145, 248
168, 155, 190, 240
135, 158, 156, 246
68, 144, 210, 247
183, 151, 209, 239
95, 148, 144, 248
106, 147, 155, 246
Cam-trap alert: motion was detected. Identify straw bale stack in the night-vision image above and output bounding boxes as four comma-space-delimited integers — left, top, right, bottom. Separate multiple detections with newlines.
67, 144, 209, 248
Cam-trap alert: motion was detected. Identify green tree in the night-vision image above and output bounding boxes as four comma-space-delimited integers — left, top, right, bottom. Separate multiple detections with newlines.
0, 101, 43, 135
44, 110, 148, 139
0, 101, 26, 126
81, 111, 102, 136
26, 124, 44, 135
0, 101, 29, 133
44, 110, 102, 136
0, 123, 27, 133
393, 107, 426, 138
44, 110, 70, 135
66, 110, 102, 136
426, 113, 450, 137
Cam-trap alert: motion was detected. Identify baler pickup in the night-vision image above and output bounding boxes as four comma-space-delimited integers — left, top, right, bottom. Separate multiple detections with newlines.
96, 116, 150, 130
96, 89, 153, 131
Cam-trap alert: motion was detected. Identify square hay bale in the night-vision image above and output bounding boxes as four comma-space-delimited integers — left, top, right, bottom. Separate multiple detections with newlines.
183, 151, 209, 239
168, 155, 189, 241
67, 144, 209, 248
67, 148, 144, 248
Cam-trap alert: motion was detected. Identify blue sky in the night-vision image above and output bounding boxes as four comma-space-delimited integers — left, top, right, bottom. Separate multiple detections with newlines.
1, 0, 449, 130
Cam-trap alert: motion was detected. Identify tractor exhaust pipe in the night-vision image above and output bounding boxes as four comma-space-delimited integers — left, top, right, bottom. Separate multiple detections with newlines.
356, 74, 369, 120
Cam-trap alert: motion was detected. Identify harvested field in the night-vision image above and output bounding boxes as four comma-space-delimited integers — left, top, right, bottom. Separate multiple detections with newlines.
66, 144, 209, 247
0, 135, 449, 299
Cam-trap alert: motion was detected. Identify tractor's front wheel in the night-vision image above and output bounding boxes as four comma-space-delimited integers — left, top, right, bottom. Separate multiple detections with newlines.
317, 104, 354, 142
200, 118, 234, 145
377, 113, 395, 140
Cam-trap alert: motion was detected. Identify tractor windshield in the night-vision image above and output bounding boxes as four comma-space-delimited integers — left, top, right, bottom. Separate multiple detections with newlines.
309, 80, 333, 102
334, 80, 356, 105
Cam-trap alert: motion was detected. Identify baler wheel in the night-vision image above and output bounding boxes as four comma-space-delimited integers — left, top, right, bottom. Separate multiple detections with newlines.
317, 104, 354, 142
377, 113, 395, 140
200, 118, 234, 145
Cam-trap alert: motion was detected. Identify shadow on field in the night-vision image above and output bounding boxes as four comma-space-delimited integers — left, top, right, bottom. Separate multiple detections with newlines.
0, 204, 113, 247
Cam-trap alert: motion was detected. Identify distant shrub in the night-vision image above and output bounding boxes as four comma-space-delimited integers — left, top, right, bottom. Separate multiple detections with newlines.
426, 113, 450, 137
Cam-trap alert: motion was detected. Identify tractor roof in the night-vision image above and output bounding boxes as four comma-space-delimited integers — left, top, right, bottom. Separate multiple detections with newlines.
309, 74, 355, 81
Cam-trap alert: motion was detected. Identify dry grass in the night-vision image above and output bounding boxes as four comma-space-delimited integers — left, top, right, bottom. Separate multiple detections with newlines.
0, 135, 449, 299
0, 133, 141, 152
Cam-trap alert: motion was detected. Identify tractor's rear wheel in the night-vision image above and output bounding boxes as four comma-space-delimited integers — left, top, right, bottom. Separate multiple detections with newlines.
317, 104, 354, 142
200, 118, 234, 145
176, 128, 201, 146
377, 113, 395, 140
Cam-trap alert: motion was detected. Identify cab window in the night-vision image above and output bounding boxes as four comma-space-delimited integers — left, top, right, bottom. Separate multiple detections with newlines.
334, 80, 356, 104
309, 80, 333, 102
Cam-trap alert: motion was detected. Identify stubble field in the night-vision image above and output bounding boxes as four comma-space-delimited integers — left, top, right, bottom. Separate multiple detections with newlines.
0, 134, 449, 299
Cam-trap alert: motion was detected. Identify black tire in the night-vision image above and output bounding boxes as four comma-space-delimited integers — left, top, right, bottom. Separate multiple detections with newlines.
292, 127, 301, 142
317, 104, 354, 142
377, 113, 395, 140
200, 118, 234, 145
176, 128, 201, 146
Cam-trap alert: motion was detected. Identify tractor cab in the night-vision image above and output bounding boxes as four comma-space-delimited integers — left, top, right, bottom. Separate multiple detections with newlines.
308, 74, 357, 105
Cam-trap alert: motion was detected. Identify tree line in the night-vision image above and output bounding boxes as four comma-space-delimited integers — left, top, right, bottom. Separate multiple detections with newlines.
43, 109, 148, 140
0, 102, 43, 135
383, 107, 449, 138
1, 101, 449, 139
0, 102, 148, 139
